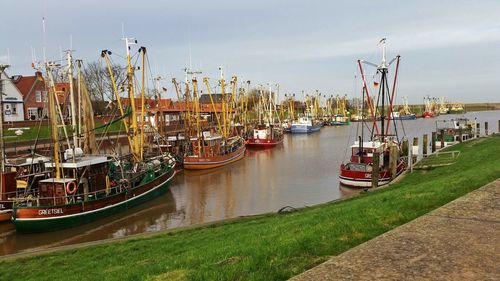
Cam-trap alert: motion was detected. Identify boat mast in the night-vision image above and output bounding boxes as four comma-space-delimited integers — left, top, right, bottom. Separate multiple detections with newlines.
123, 37, 141, 162
76, 59, 82, 146
46, 62, 62, 178
139, 46, 146, 161
66, 50, 78, 151
0, 64, 8, 174
268, 83, 272, 126
192, 77, 202, 157
219, 67, 227, 138
101, 50, 134, 154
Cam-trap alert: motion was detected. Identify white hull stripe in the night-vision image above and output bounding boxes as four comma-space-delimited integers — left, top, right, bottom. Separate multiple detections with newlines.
15, 171, 178, 222
339, 177, 391, 187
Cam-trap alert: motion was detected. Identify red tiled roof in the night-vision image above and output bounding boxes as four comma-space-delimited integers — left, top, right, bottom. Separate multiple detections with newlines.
13, 76, 38, 98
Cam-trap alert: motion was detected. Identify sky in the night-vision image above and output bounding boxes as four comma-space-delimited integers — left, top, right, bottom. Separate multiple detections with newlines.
1, 0, 500, 103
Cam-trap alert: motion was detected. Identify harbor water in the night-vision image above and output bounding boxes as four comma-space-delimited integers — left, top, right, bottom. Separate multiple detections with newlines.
0, 110, 498, 256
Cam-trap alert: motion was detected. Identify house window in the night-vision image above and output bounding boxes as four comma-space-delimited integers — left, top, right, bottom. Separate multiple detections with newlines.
42, 91, 48, 102
28, 108, 37, 120
12, 104, 17, 115
36, 91, 42, 103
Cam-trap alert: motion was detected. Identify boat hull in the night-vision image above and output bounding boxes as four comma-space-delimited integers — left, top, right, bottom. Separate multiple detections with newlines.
0, 201, 12, 222
339, 161, 405, 188
422, 112, 434, 118
183, 145, 246, 170
391, 114, 417, 120
12, 170, 176, 233
246, 137, 283, 147
290, 124, 321, 134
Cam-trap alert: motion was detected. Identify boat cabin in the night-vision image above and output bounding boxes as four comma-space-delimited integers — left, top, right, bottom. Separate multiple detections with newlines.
39, 156, 111, 206
350, 141, 383, 164
189, 131, 223, 158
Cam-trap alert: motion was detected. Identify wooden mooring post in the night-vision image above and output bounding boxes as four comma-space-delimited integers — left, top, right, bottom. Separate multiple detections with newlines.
412, 137, 419, 163
485, 122, 489, 136
371, 152, 380, 188
408, 142, 413, 173
440, 129, 445, 148
431, 132, 436, 152
423, 134, 428, 156
389, 145, 398, 180
458, 128, 463, 142
476, 123, 480, 138
401, 139, 409, 157
498, 120, 500, 133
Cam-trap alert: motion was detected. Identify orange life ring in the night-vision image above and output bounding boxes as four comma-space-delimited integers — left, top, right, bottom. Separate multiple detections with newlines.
66, 181, 78, 194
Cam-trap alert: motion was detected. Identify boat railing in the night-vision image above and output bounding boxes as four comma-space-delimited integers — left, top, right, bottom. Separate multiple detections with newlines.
13, 185, 120, 207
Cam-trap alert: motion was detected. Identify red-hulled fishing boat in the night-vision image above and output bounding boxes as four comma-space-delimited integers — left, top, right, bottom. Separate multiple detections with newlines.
246, 125, 284, 147
339, 38, 406, 188
339, 140, 406, 187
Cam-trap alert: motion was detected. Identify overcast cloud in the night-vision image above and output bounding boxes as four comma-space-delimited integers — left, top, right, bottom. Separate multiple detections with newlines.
1, 0, 499, 103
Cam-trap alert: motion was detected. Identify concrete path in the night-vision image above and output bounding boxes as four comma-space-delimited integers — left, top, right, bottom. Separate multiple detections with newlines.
291, 180, 500, 281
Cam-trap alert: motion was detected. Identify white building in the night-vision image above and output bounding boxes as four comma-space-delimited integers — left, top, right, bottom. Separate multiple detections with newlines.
0, 70, 25, 122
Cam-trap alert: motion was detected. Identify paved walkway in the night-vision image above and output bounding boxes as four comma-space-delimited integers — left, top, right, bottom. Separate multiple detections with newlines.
291, 180, 500, 281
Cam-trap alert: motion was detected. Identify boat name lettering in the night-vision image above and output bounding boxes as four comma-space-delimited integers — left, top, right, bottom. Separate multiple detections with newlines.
0, 203, 5, 209
38, 208, 64, 215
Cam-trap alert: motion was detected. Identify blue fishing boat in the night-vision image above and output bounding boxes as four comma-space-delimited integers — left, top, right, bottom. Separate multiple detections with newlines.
290, 116, 322, 134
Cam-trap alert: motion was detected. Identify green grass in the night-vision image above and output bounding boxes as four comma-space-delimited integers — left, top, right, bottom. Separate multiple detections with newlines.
3, 121, 124, 143
1, 135, 499, 281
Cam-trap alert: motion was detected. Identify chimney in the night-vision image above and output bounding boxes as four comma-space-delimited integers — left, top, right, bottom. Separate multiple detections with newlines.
35, 71, 43, 81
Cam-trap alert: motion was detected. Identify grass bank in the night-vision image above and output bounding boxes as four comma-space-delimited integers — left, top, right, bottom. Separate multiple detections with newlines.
2, 121, 123, 143
1, 135, 499, 281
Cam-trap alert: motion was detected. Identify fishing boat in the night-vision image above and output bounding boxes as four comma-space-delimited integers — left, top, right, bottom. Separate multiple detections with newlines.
435, 118, 475, 148
339, 140, 405, 187
331, 114, 351, 125
246, 125, 284, 147
391, 97, 416, 120
339, 39, 406, 188
390, 111, 416, 120
184, 132, 246, 169
438, 97, 449, 115
246, 84, 284, 147
12, 40, 177, 232
0, 154, 50, 222
422, 96, 436, 118
330, 95, 351, 125
449, 102, 466, 114
183, 68, 246, 169
0, 172, 16, 222
290, 116, 322, 133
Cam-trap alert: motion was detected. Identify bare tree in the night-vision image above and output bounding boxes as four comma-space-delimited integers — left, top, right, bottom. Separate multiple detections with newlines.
83, 61, 126, 114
